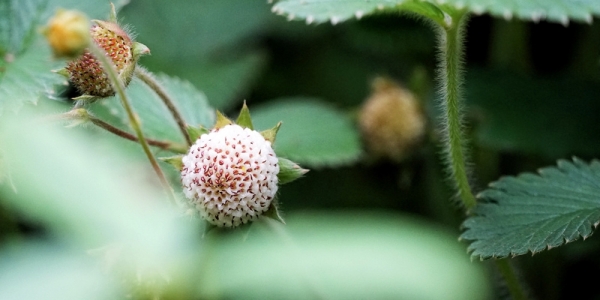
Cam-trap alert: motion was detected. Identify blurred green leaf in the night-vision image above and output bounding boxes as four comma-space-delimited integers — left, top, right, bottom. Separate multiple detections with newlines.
44, 0, 129, 20
90, 74, 215, 145
0, 244, 120, 300
0, 38, 63, 115
462, 158, 600, 259
150, 51, 267, 111
0, 110, 197, 266
120, 0, 270, 110
438, 0, 600, 24
206, 212, 490, 299
252, 98, 362, 167
467, 69, 600, 158
120, 0, 272, 60
0, 0, 46, 55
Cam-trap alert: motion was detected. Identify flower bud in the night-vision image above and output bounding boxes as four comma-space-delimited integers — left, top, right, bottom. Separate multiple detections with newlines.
359, 77, 426, 162
181, 124, 280, 228
43, 9, 90, 58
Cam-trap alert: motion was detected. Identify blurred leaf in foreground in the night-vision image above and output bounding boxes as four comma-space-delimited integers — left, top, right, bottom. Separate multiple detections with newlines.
205, 212, 490, 299
0, 109, 200, 297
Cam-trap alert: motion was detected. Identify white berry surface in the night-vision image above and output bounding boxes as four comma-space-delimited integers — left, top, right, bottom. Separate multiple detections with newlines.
181, 124, 279, 227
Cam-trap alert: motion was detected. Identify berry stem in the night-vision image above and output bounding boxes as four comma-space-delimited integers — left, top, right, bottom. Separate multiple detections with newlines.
436, 10, 476, 210
88, 43, 177, 205
135, 68, 193, 146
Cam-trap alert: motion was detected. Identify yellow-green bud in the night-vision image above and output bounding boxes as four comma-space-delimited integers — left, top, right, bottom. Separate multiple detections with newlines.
359, 77, 426, 162
43, 9, 90, 58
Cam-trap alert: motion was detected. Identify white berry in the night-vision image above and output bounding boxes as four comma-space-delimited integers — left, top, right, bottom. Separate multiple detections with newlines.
181, 124, 279, 227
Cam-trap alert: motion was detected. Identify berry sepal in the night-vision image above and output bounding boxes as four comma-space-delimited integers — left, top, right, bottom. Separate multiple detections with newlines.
186, 125, 209, 142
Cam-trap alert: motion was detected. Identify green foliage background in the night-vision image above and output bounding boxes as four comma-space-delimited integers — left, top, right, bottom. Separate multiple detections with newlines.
1, 0, 600, 299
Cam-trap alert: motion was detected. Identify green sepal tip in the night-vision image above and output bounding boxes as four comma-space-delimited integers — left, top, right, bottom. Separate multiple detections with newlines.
72, 94, 98, 101
108, 2, 118, 23
263, 201, 285, 225
186, 124, 209, 142
202, 220, 219, 238
53, 68, 70, 78
277, 157, 309, 185
235, 100, 254, 130
132, 42, 150, 59
261, 121, 282, 144
158, 155, 184, 171
214, 110, 233, 129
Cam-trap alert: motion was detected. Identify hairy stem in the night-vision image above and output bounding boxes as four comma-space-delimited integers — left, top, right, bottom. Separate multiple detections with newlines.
135, 68, 192, 146
437, 11, 529, 300
88, 43, 177, 205
437, 11, 476, 210
495, 259, 528, 300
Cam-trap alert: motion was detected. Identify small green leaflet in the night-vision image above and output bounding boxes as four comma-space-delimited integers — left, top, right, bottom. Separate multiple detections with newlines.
461, 158, 600, 260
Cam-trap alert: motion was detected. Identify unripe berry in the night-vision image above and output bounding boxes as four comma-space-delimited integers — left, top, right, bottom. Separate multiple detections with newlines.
359, 77, 426, 162
44, 9, 90, 58
64, 20, 149, 98
181, 124, 280, 228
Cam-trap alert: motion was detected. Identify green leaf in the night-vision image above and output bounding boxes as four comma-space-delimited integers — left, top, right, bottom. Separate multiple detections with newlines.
466, 69, 600, 159
272, 0, 600, 25
461, 158, 600, 259
89, 74, 215, 145
0, 38, 64, 115
44, 0, 129, 20
206, 212, 490, 299
271, 0, 448, 25
0, 0, 46, 55
438, 0, 600, 24
252, 98, 362, 167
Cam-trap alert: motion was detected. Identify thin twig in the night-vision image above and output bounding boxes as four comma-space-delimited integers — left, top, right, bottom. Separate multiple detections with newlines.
87, 112, 188, 153
135, 67, 192, 146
